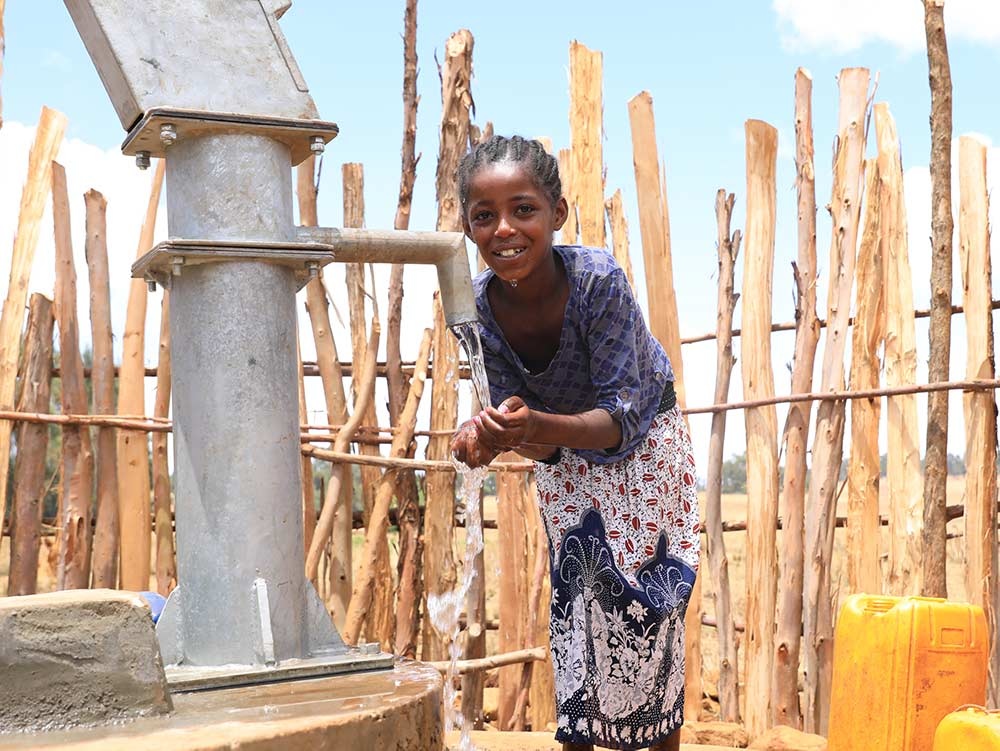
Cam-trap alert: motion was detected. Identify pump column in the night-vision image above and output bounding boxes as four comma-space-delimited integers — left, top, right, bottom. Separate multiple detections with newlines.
162, 133, 308, 666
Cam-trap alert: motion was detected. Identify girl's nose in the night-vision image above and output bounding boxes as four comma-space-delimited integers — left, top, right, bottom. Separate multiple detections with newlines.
495, 215, 516, 237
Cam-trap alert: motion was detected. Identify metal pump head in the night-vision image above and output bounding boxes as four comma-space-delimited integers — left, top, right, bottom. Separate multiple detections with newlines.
64, 0, 318, 130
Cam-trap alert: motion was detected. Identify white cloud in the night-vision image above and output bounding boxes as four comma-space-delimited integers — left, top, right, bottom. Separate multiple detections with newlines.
773, 0, 1000, 54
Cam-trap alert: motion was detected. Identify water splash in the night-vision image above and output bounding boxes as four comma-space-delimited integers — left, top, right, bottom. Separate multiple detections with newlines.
427, 322, 493, 750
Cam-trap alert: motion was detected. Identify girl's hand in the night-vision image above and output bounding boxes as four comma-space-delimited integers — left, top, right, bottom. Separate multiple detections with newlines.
451, 420, 499, 468
473, 396, 535, 451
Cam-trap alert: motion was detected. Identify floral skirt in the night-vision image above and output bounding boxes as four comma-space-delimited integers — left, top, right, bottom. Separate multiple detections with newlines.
534, 406, 700, 750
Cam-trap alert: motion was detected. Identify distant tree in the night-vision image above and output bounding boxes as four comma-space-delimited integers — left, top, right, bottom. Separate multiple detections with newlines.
721, 452, 747, 494
946, 453, 965, 476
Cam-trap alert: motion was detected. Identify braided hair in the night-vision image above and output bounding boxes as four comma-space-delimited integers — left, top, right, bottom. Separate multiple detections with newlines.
458, 135, 562, 209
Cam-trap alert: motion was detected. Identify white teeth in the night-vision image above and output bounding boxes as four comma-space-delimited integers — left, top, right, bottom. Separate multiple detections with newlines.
497, 248, 524, 258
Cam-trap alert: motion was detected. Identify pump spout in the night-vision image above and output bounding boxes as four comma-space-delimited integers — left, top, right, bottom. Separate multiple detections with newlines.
297, 226, 477, 327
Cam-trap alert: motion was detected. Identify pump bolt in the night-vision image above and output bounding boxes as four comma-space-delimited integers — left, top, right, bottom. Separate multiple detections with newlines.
171, 257, 184, 277
147, 280, 157, 293
361, 642, 380, 655
135, 151, 151, 170
306, 261, 320, 279
310, 136, 325, 155
160, 123, 178, 147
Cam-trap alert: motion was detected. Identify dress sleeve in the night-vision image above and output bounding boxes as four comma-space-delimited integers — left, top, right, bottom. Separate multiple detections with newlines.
586, 268, 653, 453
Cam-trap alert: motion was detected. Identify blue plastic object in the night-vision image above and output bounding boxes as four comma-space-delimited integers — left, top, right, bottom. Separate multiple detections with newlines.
138, 591, 166, 623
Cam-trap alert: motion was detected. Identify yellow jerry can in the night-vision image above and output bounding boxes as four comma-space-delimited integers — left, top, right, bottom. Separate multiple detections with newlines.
828, 594, 988, 751
933, 706, 1000, 749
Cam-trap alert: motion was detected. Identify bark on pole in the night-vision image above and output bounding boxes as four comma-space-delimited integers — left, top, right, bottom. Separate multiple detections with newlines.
773, 67, 818, 731
569, 41, 605, 248
804, 68, 869, 736
296, 156, 353, 627
117, 158, 164, 592
921, 0, 954, 599
627, 89, 699, 718
741, 119, 780, 740
342, 329, 432, 646
6, 294, 53, 595
0, 106, 66, 532
704, 189, 741, 723
52, 161, 95, 591
390, 0, 423, 660
604, 189, 636, 288
846, 161, 884, 597
152, 292, 176, 596
877, 103, 923, 597
957, 135, 998, 700
85, 189, 119, 589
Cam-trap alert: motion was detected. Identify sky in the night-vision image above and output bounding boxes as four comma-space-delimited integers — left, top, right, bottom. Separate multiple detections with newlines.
2, 0, 1000, 476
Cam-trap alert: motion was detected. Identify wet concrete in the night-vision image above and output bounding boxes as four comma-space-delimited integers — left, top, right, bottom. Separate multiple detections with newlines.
0, 660, 442, 750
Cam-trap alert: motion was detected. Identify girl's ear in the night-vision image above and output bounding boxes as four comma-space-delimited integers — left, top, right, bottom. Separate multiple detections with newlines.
552, 196, 569, 232
462, 214, 474, 239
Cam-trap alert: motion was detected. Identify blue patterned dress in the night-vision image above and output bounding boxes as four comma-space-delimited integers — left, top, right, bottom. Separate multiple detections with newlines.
475, 246, 700, 750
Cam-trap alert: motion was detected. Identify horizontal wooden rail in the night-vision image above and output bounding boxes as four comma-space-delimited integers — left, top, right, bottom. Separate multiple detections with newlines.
426, 646, 547, 675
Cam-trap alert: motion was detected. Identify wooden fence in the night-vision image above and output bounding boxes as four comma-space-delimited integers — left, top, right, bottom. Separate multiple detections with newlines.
0, 17, 994, 743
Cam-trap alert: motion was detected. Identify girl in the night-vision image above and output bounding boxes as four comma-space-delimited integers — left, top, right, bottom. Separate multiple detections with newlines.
451, 135, 700, 751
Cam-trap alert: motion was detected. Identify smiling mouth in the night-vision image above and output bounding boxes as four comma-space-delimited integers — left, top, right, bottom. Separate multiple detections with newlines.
494, 247, 525, 258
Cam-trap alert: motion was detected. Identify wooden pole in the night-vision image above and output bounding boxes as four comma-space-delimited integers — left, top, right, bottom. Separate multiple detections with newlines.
296, 155, 353, 627
526, 483, 556, 729
117, 158, 165, 592
152, 292, 175, 596
957, 135, 998, 700
846, 161, 884, 596
604, 189, 635, 287
85, 189, 119, 589
496, 456, 531, 729
52, 162, 95, 590
427, 646, 547, 675
921, 0, 954, 598
422, 27, 473, 660
342, 162, 393, 647
462, 226, 491, 728
627, 88, 700, 718
0, 106, 66, 534
804, 68, 869, 735
342, 328, 432, 646
569, 40, 605, 248
422, 295, 460, 662
704, 189, 741, 723
390, 0, 423, 661
773, 68, 818, 730
876, 102, 923, 598
6, 294, 53, 595
741, 119, 780, 739
558, 148, 578, 245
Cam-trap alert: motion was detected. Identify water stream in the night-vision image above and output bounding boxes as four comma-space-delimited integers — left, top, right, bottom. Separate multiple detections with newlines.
425, 322, 492, 751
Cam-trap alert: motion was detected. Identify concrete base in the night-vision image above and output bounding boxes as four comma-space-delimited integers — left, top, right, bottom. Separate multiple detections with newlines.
0, 590, 172, 732
0, 660, 441, 750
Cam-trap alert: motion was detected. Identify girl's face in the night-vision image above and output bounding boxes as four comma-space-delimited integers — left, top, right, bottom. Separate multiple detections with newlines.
462, 161, 568, 285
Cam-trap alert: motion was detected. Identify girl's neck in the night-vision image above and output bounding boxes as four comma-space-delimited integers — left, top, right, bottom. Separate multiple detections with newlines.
493, 245, 563, 304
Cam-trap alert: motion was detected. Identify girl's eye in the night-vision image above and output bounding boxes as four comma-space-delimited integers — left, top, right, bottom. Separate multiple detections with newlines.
473, 211, 493, 223
515, 204, 536, 215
